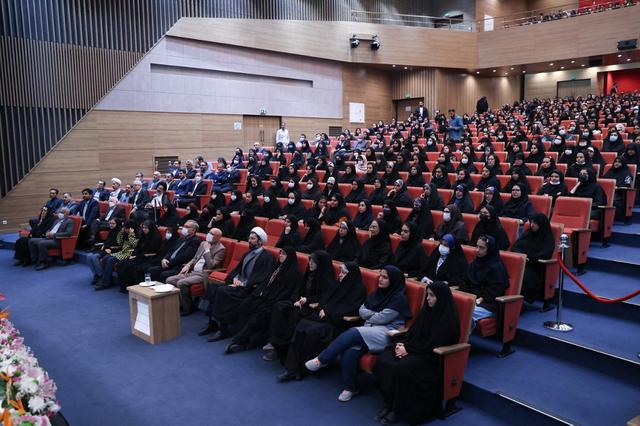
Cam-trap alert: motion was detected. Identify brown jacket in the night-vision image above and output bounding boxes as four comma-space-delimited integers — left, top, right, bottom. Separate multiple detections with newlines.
186, 241, 225, 273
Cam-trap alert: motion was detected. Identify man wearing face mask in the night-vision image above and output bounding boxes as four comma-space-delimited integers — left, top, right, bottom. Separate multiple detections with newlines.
176, 172, 208, 208
28, 207, 75, 270
145, 220, 201, 283
130, 179, 150, 219
166, 228, 226, 315
88, 196, 125, 246
199, 227, 274, 341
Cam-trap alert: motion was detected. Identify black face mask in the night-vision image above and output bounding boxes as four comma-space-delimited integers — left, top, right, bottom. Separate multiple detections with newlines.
579, 175, 589, 183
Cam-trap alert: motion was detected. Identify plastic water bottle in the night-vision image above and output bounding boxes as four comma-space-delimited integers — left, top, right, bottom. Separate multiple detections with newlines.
144, 273, 152, 284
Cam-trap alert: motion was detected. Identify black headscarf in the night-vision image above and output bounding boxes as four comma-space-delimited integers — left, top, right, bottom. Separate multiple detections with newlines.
253, 246, 302, 305
423, 183, 445, 211
232, 210, 256, 241
435, 204, 467, 244
603, 156, 633, 187
326, 221, 361, 262
320, 261, 367, 322
404, 282, 460, 355
393, 222, 428, 278
353, 200, 374, 230
298, 217, 325, 253
471, 205, 510, 250
364, 265, 412, 320
407, 197, 434, 239
501, 184, 532, 220
358, 219, 392, 269
512, 213, 554, 262
298, 250, 336, 303
466, 235, 509, 291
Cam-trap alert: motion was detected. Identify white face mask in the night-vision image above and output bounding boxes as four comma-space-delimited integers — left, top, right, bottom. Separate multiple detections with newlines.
57, 213, 65, 220
578, 142, 587, 147
306, 184, 314, 191
181, 227, 190, 237
263, 196, 271, 203
288, 182, 295, 189
230, 195, 237, 201
564, 149, 572, 155
559, 130, 566, 136
165, 232, 172, 240
610, 135, 618, 142
461, 158, 468, 164
206, 234, 214, 243
443, 212, 451, 222
288, 198, 295, 205
212, 193, 217, 200
109, 201, 116, 208
439, 245, 450, 256
195, 176, 201, 183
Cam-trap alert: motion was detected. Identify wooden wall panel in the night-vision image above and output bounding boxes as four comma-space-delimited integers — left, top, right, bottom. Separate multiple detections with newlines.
477, 6, 640, 68
391, 68, 438, 115
342, 64, 394, 127
168, 18, 479, 69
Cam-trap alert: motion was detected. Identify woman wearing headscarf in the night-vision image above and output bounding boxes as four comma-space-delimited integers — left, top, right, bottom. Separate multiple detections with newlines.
448, 183, 474, 214
240, 192, 262, 217
358, 219, 392, 269
407, 197, 434, 240
260, 190, 282, 219
177, 202, 199, 227
460, 235, 509, 329
304, 196, 327, 223
526, 141, 546, 165
501, 184, 534, 224
275, 215, 302, 249
536, 156, 558, 180
305, 265, 412, 402
569, 168, 607, 220
430, 165, 451, 190
622, 143, 639, 168
327, 221, 361, 262
602, 128, 625, 155
475, 166, 501, 193
14, 206, 54, 266
419, 234, 468, 286
280, 191, 306, 221
604, 156, 633, 220
195, 204, 214, 232
369, 177, 388, 206
502, 168, 531, 195
301, 178, 322, 202
380, 200, 403, 235
566, 151, 595, 178
456, 152, 477, 174
422, 183, 445, 211
94, 220, 139, 290
322, 193, 349, 226
484, 154, 502, 176
300, 166, 317, 184
353, 200, 374, 231
279, 164, 298, 183
226, 190, 244, 214
387, 179, 414, 209
116, 220, 164, 292
435, 152, 455, 174
297, 218, 325, 254
276, 262, 367, 381
372, 281, 460, 425
512, 214, 555, 304
247, 175, 264, 197
232, 209, 257, 241
476, 186, 503, 216
434, 204, 468, 244
338, 164, 357, 185
406, 165, 426, 188
224, 246, 303, 353
453, 169, 473, 189
392, 222, 428, 278
207, 208, 234, 238
322, 177, 340, 200
549, 134, 566, 154
256, 158, 273, 180
537, 170, 568, 203
362, 162, 378, 185
268, 251, 337, 363
471, 205, 511, 250
345, 179, 367, 204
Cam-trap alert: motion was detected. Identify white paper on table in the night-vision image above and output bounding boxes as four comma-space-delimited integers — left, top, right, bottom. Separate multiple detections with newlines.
134, 300, 150, 335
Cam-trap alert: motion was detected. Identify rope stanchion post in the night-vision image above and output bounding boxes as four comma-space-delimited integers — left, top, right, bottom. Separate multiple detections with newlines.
544, 234, 574, 332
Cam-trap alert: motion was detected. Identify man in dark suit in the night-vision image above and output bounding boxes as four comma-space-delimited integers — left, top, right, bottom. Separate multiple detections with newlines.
199, 227, 274, 341
29, 189, 63, 229
118, 184, 133, 204
176, 172, 207, 207
130, 179, 150, 220
184, 160, 197, 179
28, 207, 75, 270
145, 220, 200, 282
166, 173, 179, 191
77, 188, 100, 246
415, 101, 430, 122
174, 170, 194, 206
89, 196, 125, 244
93, 180, 110, 202
59, 192, 78, 215
148, 171, 162, 190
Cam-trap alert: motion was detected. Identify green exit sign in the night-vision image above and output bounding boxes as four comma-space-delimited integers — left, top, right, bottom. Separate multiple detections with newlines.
404, 93, 412, 99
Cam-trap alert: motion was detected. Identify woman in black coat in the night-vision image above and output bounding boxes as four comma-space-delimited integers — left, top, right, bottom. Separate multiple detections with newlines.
512, 214, 555, 304
603, 156, 633, 220
369, 177, 388, 206
422, 182, 445, 211
225, 246, 303, 353
501, 184, 534, 224
419, 233, 468, 286
475, 166, 501, 193
380, 200, 403, 235
232, 210, 257, 241
407, 197, 434, 240
280, 191, 306, 221
116, 220, 166, 291
448, 183, 474, 214
326, 221, 361, 262
353, 200, 374, 231
537, 170, 568, 203
470, 205, 511, 250
372, 281, 460, 425
434, 204, 468, 244
14, 206, 54, 266
387, 179, 414, 209
275, 261, 366, 381
345, 179, 367, 204
392, 222, 428, 278
569, 167, 607, 220
276, 215, 303, 249
358, 219, 392, 269
297, 218, 325, 254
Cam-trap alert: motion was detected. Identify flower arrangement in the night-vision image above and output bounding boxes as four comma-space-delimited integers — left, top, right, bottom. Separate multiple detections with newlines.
0, 315, 60, 426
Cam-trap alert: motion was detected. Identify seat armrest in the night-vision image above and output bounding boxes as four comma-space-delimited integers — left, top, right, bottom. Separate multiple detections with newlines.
343, 315, 361, 322
597, 205, 615, 210
538, 258, 557, 264
387, 327, 408, 337
495, 295, 524, 303
572, 228, 592, 233
433, 342, 470, 356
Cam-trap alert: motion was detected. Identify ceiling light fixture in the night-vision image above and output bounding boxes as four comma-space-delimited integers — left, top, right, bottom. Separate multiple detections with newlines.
492, 69, 496, 72
571, 60, 575, 64
549, 63, 554, 66
476, 71, 480, 74
560, 66, 565, 69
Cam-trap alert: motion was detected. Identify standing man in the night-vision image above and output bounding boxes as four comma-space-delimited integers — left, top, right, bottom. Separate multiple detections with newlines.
166, 228, 226, 315
28, 208, 75, 270
276, 122, 290, 148
414, 101, 430, 122
446, 108, 464, 143
476, 96, 489, 115
77, 188, 100, 247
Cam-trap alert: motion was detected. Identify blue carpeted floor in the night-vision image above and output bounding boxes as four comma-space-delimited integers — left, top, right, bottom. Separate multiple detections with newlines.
0, 250, 507, 426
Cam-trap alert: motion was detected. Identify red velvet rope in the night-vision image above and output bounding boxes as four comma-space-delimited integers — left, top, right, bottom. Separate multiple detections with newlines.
557, 254, 640, 303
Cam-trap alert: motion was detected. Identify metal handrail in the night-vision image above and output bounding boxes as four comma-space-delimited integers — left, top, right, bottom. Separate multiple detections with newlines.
350, 10, 475, 31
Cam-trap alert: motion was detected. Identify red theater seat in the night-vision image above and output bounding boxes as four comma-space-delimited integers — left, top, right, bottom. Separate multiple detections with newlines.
265, 219, 285, 246
208, 241, 250, 284
47, 215, 82, 261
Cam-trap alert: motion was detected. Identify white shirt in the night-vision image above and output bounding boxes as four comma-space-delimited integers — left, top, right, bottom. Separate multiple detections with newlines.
276, 128, 289, 145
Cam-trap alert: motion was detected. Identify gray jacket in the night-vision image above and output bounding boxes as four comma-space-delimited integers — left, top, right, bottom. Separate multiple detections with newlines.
355, 304, 404, 353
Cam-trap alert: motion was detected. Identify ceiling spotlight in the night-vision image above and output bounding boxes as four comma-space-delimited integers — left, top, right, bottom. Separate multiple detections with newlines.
571, 60, 575, 63
618, 54, 623, 57
627, 58, 631, 62
476, 71, 480, 74
510, 67, 514, 70
560, 66, 565, 69
392, 64, 396, 68
350, 36, 359, 48
581, 64, 586, 67
492, 69, 496, 73
522, 70, 526, 73
371, 36, 381, 50
505, 72, 508, 75
404, 66, 408, 70
549, 63, 554, 66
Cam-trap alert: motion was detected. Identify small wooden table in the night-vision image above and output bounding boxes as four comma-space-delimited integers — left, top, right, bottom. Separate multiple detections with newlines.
128, 285, 181, 344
